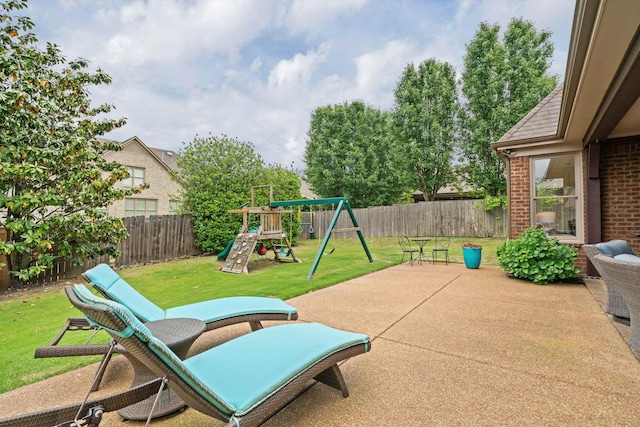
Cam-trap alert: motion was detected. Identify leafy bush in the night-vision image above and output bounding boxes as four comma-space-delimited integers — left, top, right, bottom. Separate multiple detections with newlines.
497, 226, 580, 285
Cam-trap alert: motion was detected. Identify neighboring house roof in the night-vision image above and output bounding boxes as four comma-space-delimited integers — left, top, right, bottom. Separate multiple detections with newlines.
300, 180, 319, 199
148, 147, 179, 171
99, 136, 179, 173
497, 84, 563, 144
119, 137, 175, 173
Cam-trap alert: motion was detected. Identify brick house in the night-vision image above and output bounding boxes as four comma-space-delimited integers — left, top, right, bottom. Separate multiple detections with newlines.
492, 0, 640, 274
102, 136, 182, 217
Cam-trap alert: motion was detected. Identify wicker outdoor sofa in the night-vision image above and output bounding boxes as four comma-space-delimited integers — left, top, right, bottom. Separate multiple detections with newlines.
583, 242, 632, 323
593, 254, 640, 352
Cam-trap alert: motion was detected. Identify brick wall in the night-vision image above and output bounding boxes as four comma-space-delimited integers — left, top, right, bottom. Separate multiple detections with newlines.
600, 137, 640, 253
508, 156, 531, 238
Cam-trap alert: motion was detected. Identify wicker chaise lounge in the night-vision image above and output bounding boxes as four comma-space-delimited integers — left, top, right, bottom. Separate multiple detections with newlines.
67, 284, 371, 426
583, 243, 631, 323
594, 254, 640, 351
83, 263, 298, 331
36, 263, 299, 392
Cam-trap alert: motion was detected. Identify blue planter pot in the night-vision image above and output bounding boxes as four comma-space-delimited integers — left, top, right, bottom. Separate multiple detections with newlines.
462, 247, 482, 269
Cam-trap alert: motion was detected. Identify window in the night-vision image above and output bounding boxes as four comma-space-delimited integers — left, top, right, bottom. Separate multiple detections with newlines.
125, 198, 157, 217
123, 166, 145, 187
531, 153, 581, 241
169, 200, 180, 213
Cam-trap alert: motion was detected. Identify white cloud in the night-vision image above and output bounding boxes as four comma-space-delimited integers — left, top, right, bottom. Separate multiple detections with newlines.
28, 0, 575, 169
268, 44, 329, 89
283, 0, 367, 34
354, 39, 416, 107
67, 0, 276, 67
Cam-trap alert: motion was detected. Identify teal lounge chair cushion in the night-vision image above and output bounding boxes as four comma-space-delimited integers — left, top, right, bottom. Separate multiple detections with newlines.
164, 296, 296, 322
84, 264, 166, 322
70, 285, 370, 421
72, 284, 154, 342
183, 322, 370, 416
84, 264, 297, 324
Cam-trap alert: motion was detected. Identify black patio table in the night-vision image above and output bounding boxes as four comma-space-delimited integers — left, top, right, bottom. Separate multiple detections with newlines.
411, 238, 431, 264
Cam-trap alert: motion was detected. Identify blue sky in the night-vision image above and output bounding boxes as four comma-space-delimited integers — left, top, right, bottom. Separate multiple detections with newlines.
27, 0, 575, 169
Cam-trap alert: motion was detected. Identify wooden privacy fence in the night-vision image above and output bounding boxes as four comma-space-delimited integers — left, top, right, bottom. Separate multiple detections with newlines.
6, 215, 200, 289
306, 200, 507, 240
2, 202, 504, 289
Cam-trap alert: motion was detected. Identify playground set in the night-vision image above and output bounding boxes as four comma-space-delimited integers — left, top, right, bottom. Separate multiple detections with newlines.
219, 186, 372, 278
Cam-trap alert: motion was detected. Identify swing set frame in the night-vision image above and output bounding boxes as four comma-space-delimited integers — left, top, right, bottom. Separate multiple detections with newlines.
270, 197, 372, 279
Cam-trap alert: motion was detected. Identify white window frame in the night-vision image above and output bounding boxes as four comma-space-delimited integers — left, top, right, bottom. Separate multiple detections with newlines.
530, 152, 583, 243
123, 166, 145, 187
125, 198, 157, 217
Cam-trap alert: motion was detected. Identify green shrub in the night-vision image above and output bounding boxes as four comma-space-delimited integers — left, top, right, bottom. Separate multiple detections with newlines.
497, 226, 580, 285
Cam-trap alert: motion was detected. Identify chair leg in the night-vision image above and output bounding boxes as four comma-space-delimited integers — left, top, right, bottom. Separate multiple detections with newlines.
249, 321, 264, 331
314, 364, 349, 397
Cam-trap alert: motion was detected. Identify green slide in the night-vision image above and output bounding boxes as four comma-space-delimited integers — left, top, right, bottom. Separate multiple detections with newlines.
217, 239, 235, 261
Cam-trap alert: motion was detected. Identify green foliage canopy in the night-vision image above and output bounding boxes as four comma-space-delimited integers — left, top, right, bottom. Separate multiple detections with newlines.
393, 59, 459, 201
304, 100, 403, 208
0, 0, 145, 287
459, 18, 558, 196
175, 134, 302, 253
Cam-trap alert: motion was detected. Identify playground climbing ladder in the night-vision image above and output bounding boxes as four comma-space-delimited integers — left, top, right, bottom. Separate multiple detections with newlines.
219, 231, 259, 274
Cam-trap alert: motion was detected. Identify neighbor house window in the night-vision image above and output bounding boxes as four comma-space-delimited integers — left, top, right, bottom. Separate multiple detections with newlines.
531, 153, 582, 241
125, 198, 157, 217
169, 200, 180, 213
123, 166, 145, 187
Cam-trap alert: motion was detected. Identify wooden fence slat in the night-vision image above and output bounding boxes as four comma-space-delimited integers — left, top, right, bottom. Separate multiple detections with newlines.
17, 215, 200, 287
310, 200, 507, 240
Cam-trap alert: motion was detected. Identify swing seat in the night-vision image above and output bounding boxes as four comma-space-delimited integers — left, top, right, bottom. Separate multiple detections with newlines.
279, 247, 292, 257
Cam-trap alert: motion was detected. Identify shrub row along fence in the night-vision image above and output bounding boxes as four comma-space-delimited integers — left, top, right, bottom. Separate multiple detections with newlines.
302, 200, 507, 240
0, 215, 200, 290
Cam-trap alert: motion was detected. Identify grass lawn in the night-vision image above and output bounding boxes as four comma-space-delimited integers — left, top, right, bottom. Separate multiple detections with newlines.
0, 236, 505, 394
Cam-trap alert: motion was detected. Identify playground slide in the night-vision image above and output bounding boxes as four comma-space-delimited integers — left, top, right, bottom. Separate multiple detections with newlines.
217, 239, 235, 261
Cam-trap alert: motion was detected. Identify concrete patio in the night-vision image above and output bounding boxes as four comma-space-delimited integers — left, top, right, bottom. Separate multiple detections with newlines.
1, 262, 640, 426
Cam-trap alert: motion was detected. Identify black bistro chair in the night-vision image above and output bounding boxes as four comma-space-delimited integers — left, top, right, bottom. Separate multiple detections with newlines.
398, 235, 419, 266
432, 236, 450, 265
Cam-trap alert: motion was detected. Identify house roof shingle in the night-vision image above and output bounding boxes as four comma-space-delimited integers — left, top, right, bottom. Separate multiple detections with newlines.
148, 147, 179, 171
497, 84, 564, 144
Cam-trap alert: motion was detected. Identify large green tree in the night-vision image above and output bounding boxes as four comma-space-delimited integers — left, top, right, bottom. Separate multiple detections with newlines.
304, 100, 402, 208
393, 59, 459, 201
175, 134, 302, 252
0, 0, 144, 287
459, 18, 558, 196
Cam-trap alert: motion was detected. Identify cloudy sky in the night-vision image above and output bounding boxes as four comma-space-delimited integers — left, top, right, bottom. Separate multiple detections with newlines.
27, 0, 575, 170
